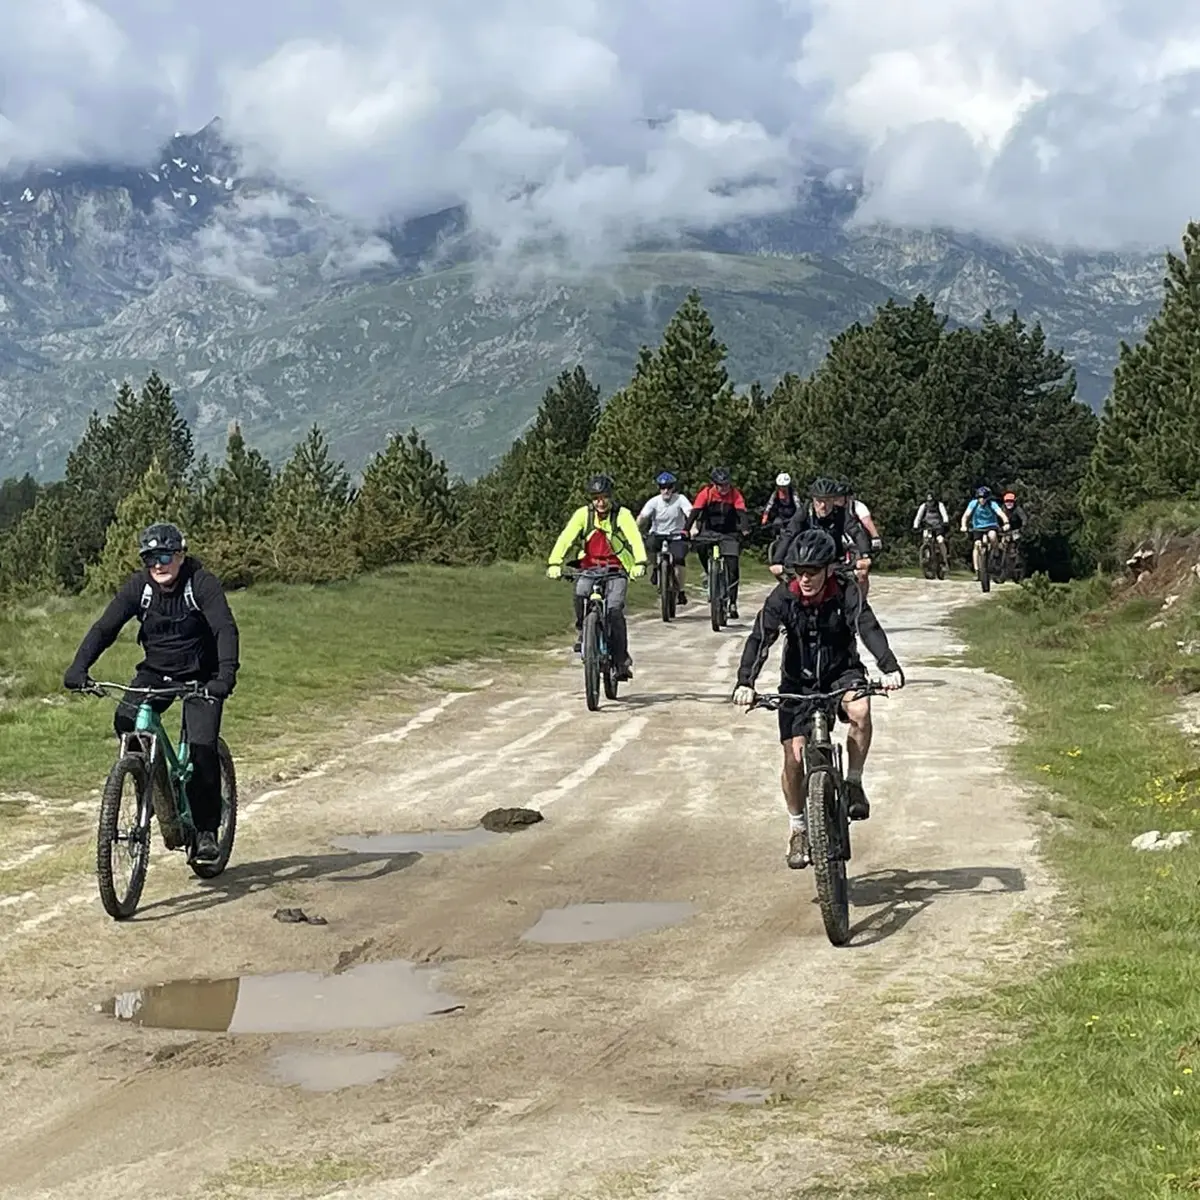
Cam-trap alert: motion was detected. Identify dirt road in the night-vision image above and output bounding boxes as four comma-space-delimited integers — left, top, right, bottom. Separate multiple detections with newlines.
0, 577, 1055, 1199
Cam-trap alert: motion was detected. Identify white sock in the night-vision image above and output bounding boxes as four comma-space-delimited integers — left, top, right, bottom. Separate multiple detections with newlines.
788, 812, 805, 830
846, 767, 863, 783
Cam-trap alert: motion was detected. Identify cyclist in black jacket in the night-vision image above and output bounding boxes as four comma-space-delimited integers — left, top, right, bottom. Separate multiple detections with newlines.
63, 522, 240, 863
768, 477, 871, 580
733, 528, 903, 868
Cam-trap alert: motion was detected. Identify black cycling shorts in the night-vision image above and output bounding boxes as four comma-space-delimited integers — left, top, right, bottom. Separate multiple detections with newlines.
777, 666, 868, 743
646, 533, 688, 563
969, 527, 1000, 541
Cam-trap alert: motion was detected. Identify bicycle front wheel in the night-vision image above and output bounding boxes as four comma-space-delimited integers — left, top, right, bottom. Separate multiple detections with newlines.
976, 540, 991, 593
805, 767, 851, 946
190, 739, 239, 880
709, 555, 723, 631
582, 609, 602, 711
97, 754, 153, 920
659, 556, 674, 622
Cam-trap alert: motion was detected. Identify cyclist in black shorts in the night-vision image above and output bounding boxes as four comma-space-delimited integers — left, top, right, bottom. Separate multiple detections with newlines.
732, 528, 904, 868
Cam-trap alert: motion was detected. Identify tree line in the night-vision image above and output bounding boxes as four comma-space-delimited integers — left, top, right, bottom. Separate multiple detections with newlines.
0, 279, 1119, 597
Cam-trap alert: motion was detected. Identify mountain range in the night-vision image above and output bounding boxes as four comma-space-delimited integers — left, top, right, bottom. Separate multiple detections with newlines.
0, 119, 1165, 480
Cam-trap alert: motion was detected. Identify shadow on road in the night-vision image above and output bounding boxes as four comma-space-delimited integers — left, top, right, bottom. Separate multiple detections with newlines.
619, 691, 734, 709
134, 850, 421, 921
845, 865, 1026, 946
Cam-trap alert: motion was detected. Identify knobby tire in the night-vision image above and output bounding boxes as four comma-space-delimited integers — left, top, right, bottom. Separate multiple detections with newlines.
919, 542, 935, 580
977, 541, 991, 593
582, 609, 602, 711
806, 765, 851, 946
709, 557, 723, 632
96, 754, 152, 920
189, 738, 239, 880
659, 557, 675, 622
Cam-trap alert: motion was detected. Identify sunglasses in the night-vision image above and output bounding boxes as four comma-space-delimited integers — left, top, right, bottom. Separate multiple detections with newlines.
141, 551, 176, 567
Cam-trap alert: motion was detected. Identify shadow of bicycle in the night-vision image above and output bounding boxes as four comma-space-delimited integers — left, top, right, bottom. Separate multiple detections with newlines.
619, 691, 734, 709
845, 865, 1026, 946
133, 850, 421, 921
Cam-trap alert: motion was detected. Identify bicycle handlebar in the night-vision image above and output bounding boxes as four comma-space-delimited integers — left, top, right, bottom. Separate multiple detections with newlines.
79, 680, 217, 703
556, 565, 629, 581
747, 682, 892, 711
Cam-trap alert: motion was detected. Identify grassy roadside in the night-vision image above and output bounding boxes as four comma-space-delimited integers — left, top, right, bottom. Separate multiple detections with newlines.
0, 561, 663, 804
848, 578, 1200, 1197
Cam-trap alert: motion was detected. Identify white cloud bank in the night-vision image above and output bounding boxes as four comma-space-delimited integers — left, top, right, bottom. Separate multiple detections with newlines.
2, 0, 1199, 252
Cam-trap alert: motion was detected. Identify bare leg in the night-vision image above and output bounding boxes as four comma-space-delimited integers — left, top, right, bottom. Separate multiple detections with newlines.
841, 696, 872, 778
781, 737, 806, 815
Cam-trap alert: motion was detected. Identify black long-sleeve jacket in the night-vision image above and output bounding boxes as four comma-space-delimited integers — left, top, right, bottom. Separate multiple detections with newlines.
737, 572, 900, 689
68, 558, 240, 688
768, 503, 871, 566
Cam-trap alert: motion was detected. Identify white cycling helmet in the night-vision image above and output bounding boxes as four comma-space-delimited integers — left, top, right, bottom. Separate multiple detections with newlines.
775, 472, 791, 487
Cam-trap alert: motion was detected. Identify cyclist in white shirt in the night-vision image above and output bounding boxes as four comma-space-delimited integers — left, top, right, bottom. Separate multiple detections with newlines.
638, 471, 693, 605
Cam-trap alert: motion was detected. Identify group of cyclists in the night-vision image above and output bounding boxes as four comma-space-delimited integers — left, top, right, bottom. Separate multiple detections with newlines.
58, 468, 1026, 876
912, 485, 1029, 575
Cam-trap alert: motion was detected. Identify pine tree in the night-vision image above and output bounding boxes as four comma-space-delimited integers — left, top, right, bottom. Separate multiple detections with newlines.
193, 423, 274, 587
61, 372, 194, 587
85, 457, 190, 594
585, 292, 761, 504
1082, 220, 1200, 539
268, 425, 358, 583
488, 367, 603, 559
352, 429, 459, 567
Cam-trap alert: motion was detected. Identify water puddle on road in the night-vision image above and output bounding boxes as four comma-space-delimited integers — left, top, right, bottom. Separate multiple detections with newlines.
331, 829, 502, 854
100, 960, 464, 1034
521, 901, 696, 944
267, 1049, 405, 1092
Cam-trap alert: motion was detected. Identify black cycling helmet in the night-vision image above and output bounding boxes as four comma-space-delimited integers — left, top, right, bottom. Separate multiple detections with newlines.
833, 479, 853, 496
711, 467, 732, 486
809, 476, 840, 497
785, 528, 838, 570
587, 473, 614, 496
138, 522, 186, 556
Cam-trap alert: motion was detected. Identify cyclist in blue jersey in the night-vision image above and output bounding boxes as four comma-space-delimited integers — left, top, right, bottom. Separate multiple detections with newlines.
960, 486, 1010, 576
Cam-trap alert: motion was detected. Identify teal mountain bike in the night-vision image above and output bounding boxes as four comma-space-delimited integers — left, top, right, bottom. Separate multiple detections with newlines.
84, 681, 238, 920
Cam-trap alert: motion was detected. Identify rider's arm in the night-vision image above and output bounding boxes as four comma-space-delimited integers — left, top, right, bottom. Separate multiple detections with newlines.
66, 576, 141, 676
193, 570, 241, 690
846, 581, 901, 675
684, 487, 707, 532
616, 506, 648, 565
547, 507, 587, 565
993, 501, 1010, 529
938, 502, 949, 525
735, 588, 786, 687
636, 497, 656, 529
733, 489, 750, 536
762, 495, 776, 524
960, 500, 974, 531
847, 517, 872, 558
912, 503, 925, 530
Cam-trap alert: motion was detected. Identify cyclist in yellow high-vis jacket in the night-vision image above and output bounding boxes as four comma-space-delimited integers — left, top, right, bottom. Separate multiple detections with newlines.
547, 473, 647, 679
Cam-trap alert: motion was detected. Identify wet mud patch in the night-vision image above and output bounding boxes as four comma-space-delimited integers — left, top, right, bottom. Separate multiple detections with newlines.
100, 960, 464, 1033
479, 806, 544, 832
267, 1048, 404, 1092
521, 901, 696, 944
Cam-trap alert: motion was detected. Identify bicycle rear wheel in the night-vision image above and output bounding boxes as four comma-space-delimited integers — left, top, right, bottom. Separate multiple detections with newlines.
582, 609, 602, 711
805, 765, 851, 946
190, 739, 239, 880
96, 754, 153, 920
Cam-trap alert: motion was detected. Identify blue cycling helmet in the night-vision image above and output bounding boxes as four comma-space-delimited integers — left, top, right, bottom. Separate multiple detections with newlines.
975, 485, 991, 499
655, 471, 677, 487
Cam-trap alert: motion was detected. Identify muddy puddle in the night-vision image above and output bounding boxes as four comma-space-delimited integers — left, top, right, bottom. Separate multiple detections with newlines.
521, 901, 696, 944
267, 1048, 404, 1092
332, 829, 502, 854
101, 960, 464, 1034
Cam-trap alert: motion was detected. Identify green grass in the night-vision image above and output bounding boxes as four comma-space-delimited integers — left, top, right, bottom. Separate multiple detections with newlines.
856, 575, 1200, 1198
0, 561, 654, 800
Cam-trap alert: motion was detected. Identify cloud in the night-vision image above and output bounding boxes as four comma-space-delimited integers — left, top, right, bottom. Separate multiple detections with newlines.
1, 0, 1199, 251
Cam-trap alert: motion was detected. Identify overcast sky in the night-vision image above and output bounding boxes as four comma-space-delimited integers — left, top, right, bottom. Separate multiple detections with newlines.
3, 0, 1199, 252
